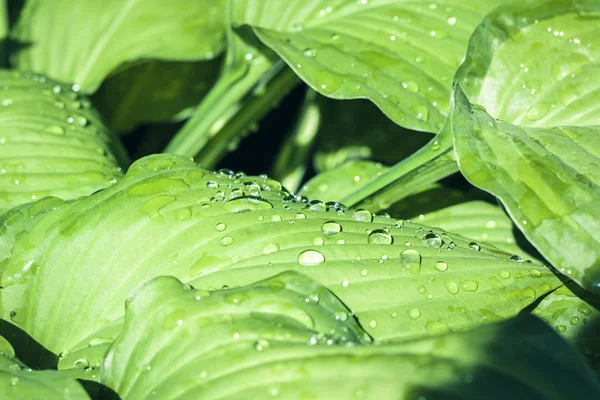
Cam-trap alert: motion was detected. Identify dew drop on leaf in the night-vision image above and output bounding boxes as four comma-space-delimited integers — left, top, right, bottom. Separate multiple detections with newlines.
368, 229, 393, 244
262, 243, 280, 254
445, 281, 459, 294
400, 249, 421, 274
220, 236, 234, 246
216, 222, 226, 232
434, 261, 448, 272
423, 232, 443, 247
254, 339, 270, 351
321, 221, 342, 235
407, 308, 421, 320
460, 280, 478, 292
298, 250, 325, 266
352, 209, 373, 222
468, 242, 481, 251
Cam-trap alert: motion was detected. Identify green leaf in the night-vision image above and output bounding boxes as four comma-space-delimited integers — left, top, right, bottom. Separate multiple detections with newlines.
532, 283, 600, 373
416, 200, 543, 262
456, 0, 600, 128
101, 275, 600, 399
233, 0, 507, 132
299, 160, 389, 202
0, 70, 124, 214
92, 58, 222, 134
452, 85, 600, 292
0, 154, 561, 358
11, 0, 227, 92
0, 335, 90, 399
451, 0, 600, 292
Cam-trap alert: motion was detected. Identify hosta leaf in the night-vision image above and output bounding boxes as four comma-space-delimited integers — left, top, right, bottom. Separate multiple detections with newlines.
452, 86, 600, 292
11, 0, 227, 92
232, 0, 506, 132
0, 154, 562, 359
299, 160, 388, 202
0, 70, 124, 214
416, 200, 542, 262
451, 1, 600, 292
0, 335, 90, 399
532, 283, 600, 373
457, 0, 600, 128
102, 277, 600, 399
93, 58, 222, 134
102, 272, 369, 399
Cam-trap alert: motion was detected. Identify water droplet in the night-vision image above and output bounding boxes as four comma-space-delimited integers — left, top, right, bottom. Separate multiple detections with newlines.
499, 270, 511, 279
303, 48, 317, 57
176, 208, 192, 221
468, 242, 481, 251
10, 377, 19, 386
220, 236, 234, 246
570, 316, 580, 325
216, 223, 226, 232
403, 81, 419, 93
74, 359, 90, 368
298, 250, 325, 266
312, 237, 324, 246
447, 16, 457, 25
425, 321, 450, 335
577, 306, 592, 316
369, 320, 377, 328
423, 232, 443, 247
445, 281, 459, 294
223, 196, 273, 213
206, 181, 219, 189
254, 338, 270, 351
400, 249, 421, 274
360, 269, 369, 277
529, 269, 542, 277
331, 33, 340, 41
413, 105, 429, 121
321, 221, 342, 235
47, 125, 65, 134
262, 243, 280, 254
520, 286, 536, 300
352, 209, 373, 222
460, 280, 478, 292
418, 285, 427, 294
334, 311, 348, 321
368, 229, 393, 244
526, 102, 552, 121
434, 261, 448, 272
510, 255, 524, 263
407, 308, 421, 319
556, 325, 567, 332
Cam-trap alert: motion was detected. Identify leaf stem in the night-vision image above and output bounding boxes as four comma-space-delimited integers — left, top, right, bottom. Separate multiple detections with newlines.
339, 124, 457, 211
194, 64, 301, 168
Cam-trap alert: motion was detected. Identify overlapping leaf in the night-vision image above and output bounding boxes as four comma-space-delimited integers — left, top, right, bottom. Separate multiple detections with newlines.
0, 154, 561, 366
232, 0, 507, 132
11, 0, 227, 92
101, 275, 600, 399
452, 0, 600, 292
0, 70, 124, 214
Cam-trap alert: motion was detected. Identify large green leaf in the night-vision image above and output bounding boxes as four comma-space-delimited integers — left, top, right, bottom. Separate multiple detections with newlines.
0, 154, 561, 361
416, 200, 543, 262
102, 275, 600, 399
451, 0, 600, 292
93, 58, 222, 134
532, 283, 600, 373
0, 70, 124, 214
0, 335, 90, 399
232, 0, 507, 133
11, 0, 227, 92
452, 87, 600, 291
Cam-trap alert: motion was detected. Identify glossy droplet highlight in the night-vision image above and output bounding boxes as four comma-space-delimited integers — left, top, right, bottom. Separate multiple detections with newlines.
434, 261, 448, 272
460, 280, 478, 292
469, 242, 481, 251
445, 281, 459, 294
423, 232, 443, 247
321, 221, 342, 235
407, 308, 421, 320
216, 222, 226, 232
303, 48, 317, 57
298, 250, 325, 266
526, 102, 552, 121
368, 229, 393, 244
220, 236, 234, 246
400, 249, 421, 275
262, 243, 280, 254
352, 209, 373, 222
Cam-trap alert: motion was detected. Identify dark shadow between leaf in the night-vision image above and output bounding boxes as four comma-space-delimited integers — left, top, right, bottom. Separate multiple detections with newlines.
78, 379, 122, 400
0, 318, 57, 369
